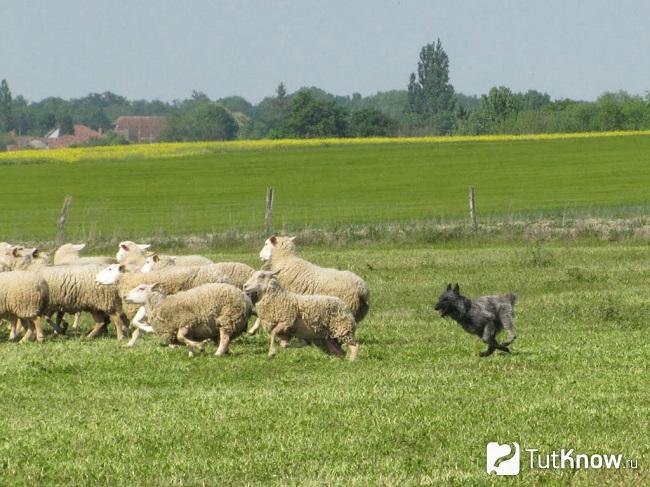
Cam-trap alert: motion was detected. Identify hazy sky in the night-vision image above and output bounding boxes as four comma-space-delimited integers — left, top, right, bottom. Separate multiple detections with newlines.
2, 0, 648, 103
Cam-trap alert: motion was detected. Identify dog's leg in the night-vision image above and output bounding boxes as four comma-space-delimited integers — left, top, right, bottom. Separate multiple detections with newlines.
480, 325, 498, 357
497, 304, 517, 346
496, 343, 511, 353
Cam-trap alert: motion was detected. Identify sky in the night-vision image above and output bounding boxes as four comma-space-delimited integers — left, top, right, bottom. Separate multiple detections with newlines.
1, 0, 649, 103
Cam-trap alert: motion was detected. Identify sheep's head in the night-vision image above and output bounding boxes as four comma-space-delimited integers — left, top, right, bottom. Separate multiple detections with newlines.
259, 235, 297, 262
141, 253, 161, 273
243, 270, 280, 300
96, 264, 126, 285
124, 283, 161, 304
116, 241, 151, 262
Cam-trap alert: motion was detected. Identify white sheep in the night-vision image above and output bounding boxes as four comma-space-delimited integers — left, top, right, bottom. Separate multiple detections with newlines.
124, 282, 252, 357
54, 243, 115, 266
0, 271, 49, 343
39, 264, 129, 340
116, 241, 212, 271
248, 235, 370, 336
141, 253, 255, 288
96, 263, 236, 347
243, 270, 359, 361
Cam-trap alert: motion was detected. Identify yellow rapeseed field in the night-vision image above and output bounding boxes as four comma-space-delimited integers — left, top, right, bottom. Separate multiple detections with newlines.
1, 130, 650, 163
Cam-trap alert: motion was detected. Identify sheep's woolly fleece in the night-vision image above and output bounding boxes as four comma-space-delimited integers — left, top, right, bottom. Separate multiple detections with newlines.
262, 236, 370, 322
144, 257, 255, 289
143, 283, 252, 345
54, 243, 115, 266
0, 271, 49, 319
38, 264, 123, 317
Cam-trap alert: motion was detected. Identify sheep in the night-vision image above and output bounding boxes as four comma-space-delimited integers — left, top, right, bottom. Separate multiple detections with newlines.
38, 264, 129, 340
54, 243, 115, 266
243, 270, 359, 361
116, 241, 212, 271
141, 253, 255, 287
95, 263, 236, 347
124, 282, 252, 356
0, 271, 49, 343
249, 235, 370, 336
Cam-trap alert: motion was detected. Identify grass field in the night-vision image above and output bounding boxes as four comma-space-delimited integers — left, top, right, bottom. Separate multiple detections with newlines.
1, 242, 648, 485
1, 133, 650, 242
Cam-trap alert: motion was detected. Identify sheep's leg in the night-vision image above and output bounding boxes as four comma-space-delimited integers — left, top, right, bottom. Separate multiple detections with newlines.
325, 339, 345, 358
347, 341, 359, 362
56, 311, 69, 334
15, 319, 25, 337
110, 313, 128, 340
247, 318, 261, 336
8, 317, 18, 341
72, 312, 81, 329
126, 307, 148, 347
33, 317, 45, 343
268, 322, 288, 358
19, 319, 36, 343
87, 312, 109, 338
215, 328, 231, 356
176, 326, 204, 356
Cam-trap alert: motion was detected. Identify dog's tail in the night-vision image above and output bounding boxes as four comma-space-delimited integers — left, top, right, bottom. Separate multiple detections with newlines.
505, 292, 517, 305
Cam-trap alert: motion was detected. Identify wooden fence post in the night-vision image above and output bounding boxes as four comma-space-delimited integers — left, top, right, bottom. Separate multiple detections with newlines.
469, 186, 477, 231
264, 187, 274, 235
56, 195, 73, 245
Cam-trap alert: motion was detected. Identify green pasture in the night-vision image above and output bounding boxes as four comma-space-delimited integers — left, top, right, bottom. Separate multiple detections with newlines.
1, 134, 650, 242
0, 243, 648, 485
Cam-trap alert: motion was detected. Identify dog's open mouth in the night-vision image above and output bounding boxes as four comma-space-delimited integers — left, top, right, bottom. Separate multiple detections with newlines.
436, 308, 445, 317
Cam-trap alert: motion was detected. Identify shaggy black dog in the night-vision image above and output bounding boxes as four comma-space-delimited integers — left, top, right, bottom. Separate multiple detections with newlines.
435, 283, 517, 357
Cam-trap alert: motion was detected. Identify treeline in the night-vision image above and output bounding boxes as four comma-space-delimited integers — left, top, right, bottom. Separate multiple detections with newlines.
2, 38, 650, 147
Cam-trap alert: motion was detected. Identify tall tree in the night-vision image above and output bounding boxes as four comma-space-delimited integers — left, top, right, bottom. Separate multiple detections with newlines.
406, 39, 456, 134
0, 79, 13, 132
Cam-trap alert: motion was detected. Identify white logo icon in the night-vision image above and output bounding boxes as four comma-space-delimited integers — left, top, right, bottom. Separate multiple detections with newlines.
486, 442, 520, 475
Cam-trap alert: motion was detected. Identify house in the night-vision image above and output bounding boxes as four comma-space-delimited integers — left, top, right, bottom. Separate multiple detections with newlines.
113, 116, 168, 143
6, 124, 102, 151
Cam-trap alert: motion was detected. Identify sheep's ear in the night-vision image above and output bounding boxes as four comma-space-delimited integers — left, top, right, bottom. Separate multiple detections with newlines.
11, 246, 20, 257
288, 235, 297, 241
270, 269, 281, 276
446, 283, 452, 291
74, 243, 86, 251
153, 254, 160, 263
269, 235, 277, 244
453, 283, 460, 294
151, 282, 162, 292
120, 243, 129, 251
118, 264, 126, 273
31, 248, 40, 257
137, 244, 151, 251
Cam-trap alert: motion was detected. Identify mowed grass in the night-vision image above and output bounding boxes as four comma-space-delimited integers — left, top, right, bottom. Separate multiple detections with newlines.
1, 242, 648, 485
2, 134, 650, 241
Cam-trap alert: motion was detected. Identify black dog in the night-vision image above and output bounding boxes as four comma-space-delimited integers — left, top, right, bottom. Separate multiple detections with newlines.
434, 283, 517, 357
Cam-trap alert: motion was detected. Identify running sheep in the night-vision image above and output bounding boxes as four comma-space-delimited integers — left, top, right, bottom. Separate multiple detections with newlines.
54, 243, 115, 266
248, 235, 370, 336
141, 253, 255, 288
124, 282, 252, 357
116, 241, 212, 271
243, 270, 359, 361
95, 263, 237, 346
0, 271, 49, 343
39, 264, 129, 340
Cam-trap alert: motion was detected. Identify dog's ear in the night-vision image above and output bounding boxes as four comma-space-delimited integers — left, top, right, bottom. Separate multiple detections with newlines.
453, 283, 460, 294
446, 283, 452, 291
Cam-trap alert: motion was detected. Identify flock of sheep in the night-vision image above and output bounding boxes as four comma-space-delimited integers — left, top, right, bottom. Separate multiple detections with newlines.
0, 236, 370, 360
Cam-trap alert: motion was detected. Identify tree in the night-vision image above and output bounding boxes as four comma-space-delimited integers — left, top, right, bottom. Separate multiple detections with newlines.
0, 79, 13, 132
406, 39, 456, 134
348, 109, 397, 137
58, 114, 74, 135
164, 102, 238, 141
283, 91, 347, 138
